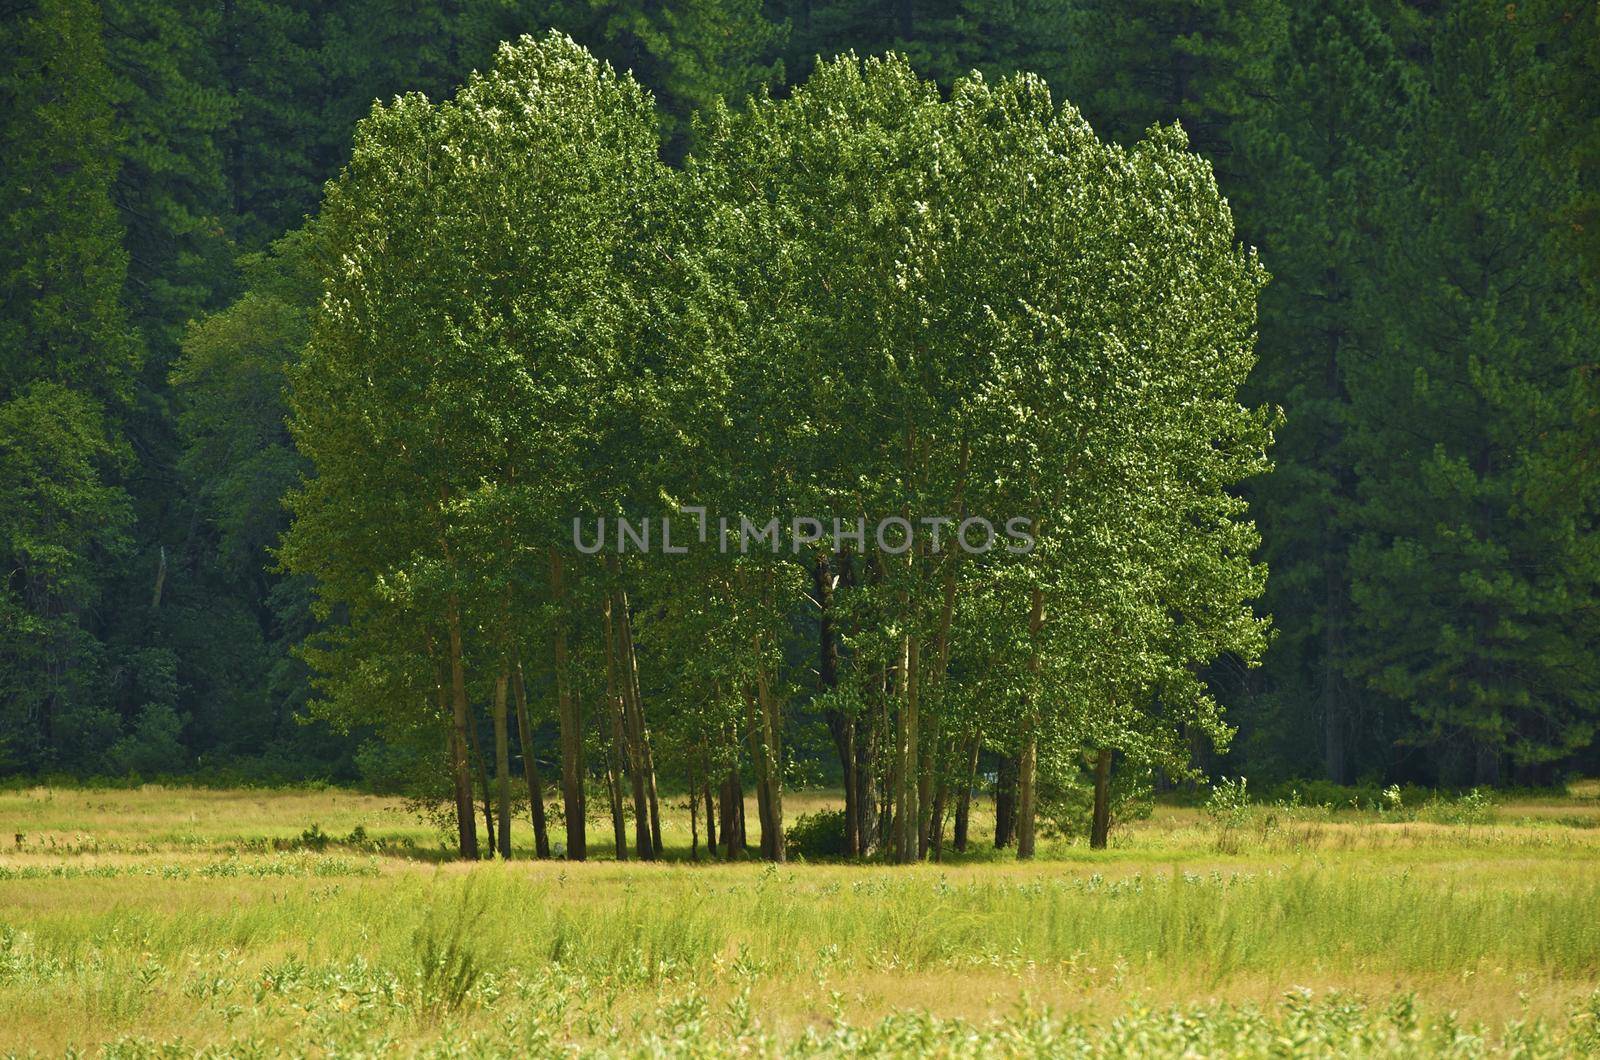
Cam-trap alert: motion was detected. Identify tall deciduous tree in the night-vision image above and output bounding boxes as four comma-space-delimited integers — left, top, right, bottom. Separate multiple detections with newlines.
282, 33, 661, 857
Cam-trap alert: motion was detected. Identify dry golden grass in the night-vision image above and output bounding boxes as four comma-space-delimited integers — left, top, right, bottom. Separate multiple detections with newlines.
1, 783, 1598, 1056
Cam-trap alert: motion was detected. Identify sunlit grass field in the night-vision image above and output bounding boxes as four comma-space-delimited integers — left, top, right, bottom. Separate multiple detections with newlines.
3, 784, 1600, 1057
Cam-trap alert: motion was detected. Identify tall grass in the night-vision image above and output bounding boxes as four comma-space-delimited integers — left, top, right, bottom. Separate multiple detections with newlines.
3, 785, 1599, 1054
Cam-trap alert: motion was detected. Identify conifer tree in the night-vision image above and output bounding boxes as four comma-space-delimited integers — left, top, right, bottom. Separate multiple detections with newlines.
0, 0, 140, 770
1348, 2, 1600, 784
1230, 0, 1411, 781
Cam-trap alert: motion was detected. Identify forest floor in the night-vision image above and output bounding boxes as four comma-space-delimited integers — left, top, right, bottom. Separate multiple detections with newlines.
2, 784, 1599, 1057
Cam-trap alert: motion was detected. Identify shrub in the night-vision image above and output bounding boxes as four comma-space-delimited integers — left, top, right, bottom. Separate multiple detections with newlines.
785, 809, 848, 860
412, 888, 484, 1021
1040, 765, 1153, 842
1421, 787, 1494, 825
106, 704, 188, 776
1205, 777, 1252, 853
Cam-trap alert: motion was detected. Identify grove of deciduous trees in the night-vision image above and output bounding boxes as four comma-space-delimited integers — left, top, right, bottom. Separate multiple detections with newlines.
279, 34, 1271, 860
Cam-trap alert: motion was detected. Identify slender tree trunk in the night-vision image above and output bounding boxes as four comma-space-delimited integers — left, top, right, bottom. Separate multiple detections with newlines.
878, 662, 894, 853
467, 704, 495, 857
600, 597, 630, 861
857, 677, 880, 857
605, 586, 654, 860
892, 634, 913, 862
689, 753, 700, 860
643, 733, 664, 856
511, 656, 550, 858
1016, 728, 1038, 860
737, 778, 748, 852
752, 630, 786, 862
615, 562, 663, 855
548, 549, 585, 860
721, 763, 746, 859
446, 598, 479, 860
601, 589, 637, 855
746, 687, 775, 858
1016, 586, 1045, 860
954, 734, 979, 852
1090, 748, 1113, 850
994, 753, 1018, 848
840, 716, 859, 856
606, 557, 655, 860
719, 771, 736, 858
701, 741, 718, 856
904, 630, 921, 863
605, 729, 628, 860
815, 552, 858, 855
493, 663, 513, 858
921, 456, 965, 856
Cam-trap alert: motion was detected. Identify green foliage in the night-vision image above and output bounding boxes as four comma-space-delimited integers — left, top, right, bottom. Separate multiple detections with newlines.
0, 0, 142, 403
1205, 776, 1253, 829
411, 887, 485, 1021
5, 0, 1598, 808
106, 702, 188, 776
1060, 0, 1288, 219
0, 385, 134, 771
102, 0, 235, 360
1039, 766, 1154, 843
784, 808, 849, 860
1420, 787, 1495, 827
1346, 2, 1600, 783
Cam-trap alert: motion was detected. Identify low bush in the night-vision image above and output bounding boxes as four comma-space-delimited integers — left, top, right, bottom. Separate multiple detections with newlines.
785, 809, 848, 860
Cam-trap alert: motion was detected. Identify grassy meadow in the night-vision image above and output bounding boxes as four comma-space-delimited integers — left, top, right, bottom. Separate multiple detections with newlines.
3, 784, 1600, 1057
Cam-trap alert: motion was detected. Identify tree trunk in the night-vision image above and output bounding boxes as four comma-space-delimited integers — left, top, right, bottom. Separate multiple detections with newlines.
446, 598, 479, 860
467, 702, 495, 857
736, 778, 748, 852
511, 655, 550, 858
619, 566, 663, 855
548, 549, 585, 860
921, 479, 965, 859
816, 552, 859, 856
1016, 729, 1038, 859
689, 757, 700, 861
1016, 586, 1045, 860
643, 732, 664, 856
600, 597, 630, 861
892, 630, 918, 863
721, 764, 746, 859
493, 663, 512, 858
701, 742, 718, 856
994, 753, 1018, 848
904, 630, 921, 864
605, 730, 628, 860
954, 734, 979, 852
606, 557, 655, 860
1090, 748, 1112, 850
607, 597, 653, 861
746, 688, 777, 859
753, 641, 786, 862
857, 679, 881, 857
878, 662, 895, 853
